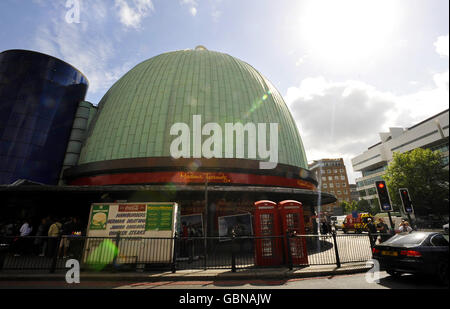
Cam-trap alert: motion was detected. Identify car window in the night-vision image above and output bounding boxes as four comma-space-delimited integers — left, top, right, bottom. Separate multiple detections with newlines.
382, 232, 429, 246
430, 234, 449, 246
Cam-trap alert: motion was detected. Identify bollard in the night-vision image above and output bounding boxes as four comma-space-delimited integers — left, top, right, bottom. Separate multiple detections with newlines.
332, 231, 341, 268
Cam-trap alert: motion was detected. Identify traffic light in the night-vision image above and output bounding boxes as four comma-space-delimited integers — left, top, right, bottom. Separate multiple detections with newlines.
399, 188, 414, 214
375, 180, 393, 212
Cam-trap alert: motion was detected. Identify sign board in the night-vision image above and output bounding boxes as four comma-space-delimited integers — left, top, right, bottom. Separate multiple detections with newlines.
83, 202, 179, 265
218, 213, 253, 241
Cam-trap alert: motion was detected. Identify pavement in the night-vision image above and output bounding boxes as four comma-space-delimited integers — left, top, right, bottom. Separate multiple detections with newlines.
0, 262, 372, 282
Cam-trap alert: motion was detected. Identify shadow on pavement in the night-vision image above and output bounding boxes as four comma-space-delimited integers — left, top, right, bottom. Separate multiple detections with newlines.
376, 273, 446, 289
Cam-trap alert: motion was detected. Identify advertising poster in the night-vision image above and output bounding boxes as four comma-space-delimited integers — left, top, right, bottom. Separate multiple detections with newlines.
180, 214, 204, 237
218, 213, 253, 240
84, 202, 178, 265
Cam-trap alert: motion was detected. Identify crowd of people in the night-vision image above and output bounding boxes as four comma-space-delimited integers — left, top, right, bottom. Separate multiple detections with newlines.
0, 216, 84, 258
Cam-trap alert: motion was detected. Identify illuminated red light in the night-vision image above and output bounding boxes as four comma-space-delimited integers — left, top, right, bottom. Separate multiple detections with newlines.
378, 183, 385, 189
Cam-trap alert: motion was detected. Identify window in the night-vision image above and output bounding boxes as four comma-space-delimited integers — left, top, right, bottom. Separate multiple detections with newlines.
322, 176, 327, 181
334, 169, 338, 173
336, 183, 340, 188
334, 176, 339, 180
337, 191, 342, 195
340, 169, 344, 173
430, 234, 449, 246
342, 183, 346, 187
329, 183, 334, 188
328, 176, 332, 181
341, 175, 346, 180
323, 183, 328, 189
344, 190, 348, 194
327, 169, 331, 174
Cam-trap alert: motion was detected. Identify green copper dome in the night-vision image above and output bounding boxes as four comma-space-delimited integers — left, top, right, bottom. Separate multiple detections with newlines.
78, 48, 308, 168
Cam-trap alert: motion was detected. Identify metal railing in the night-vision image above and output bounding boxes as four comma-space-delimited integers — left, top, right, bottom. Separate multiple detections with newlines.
0, 232, 388, 273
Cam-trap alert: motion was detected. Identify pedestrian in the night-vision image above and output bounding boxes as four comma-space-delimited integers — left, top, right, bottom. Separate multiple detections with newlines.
398, 220, 413, 233
17, 218, 33, 255
47, 218, 62, 258
376, 218, 390, 243
33, 218, 48, 256
367, 218, 378, 247
59, 217, 76, 258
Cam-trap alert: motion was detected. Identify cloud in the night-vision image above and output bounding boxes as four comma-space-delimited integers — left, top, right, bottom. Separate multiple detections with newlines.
115, 0, 155, 28
434, 34, 449, 58
285, 73, 449, 183
33, 5, 133, 101
180, 0, 199, 16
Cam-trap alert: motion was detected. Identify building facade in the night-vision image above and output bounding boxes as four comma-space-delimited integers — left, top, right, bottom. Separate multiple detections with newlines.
0, 50, 89, 185
351, 109, 449, 209
1, 47, 336, 234
308, 158, 351, 215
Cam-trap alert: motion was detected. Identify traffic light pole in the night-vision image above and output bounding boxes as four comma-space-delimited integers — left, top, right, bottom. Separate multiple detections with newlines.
387, 211, 395, 232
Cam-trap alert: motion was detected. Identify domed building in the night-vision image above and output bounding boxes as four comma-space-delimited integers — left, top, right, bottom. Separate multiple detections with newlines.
1, 47, 336, 235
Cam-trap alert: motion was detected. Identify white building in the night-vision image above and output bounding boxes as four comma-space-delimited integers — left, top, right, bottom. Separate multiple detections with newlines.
351, 109, 449, 208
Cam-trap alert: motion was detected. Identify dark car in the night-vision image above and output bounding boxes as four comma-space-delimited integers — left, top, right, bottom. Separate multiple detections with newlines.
372, 231, 448, 285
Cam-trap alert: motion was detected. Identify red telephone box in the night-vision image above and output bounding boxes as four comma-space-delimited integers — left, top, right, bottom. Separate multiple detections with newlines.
253, 200, 283, 266
278, 200, 309, 265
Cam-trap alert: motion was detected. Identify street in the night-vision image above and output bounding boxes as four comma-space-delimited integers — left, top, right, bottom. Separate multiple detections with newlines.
0, 271, 445, 289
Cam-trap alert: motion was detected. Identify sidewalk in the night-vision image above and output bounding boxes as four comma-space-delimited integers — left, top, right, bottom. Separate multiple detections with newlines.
0, 262, 372, 282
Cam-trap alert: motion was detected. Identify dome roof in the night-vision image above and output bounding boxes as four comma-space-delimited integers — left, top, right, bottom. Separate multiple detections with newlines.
78, 49, 308, 169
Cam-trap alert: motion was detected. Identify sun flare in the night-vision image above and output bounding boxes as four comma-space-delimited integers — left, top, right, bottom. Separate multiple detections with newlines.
299, 0, 399, 68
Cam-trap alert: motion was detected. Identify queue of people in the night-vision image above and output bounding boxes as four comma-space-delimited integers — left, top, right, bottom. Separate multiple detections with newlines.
0, 216, 84, 258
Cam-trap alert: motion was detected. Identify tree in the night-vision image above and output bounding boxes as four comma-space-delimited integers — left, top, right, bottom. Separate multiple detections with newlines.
383, 148, 449, 219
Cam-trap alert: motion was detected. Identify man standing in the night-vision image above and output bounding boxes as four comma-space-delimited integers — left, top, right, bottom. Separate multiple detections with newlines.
377, 218, 390, 242
367, 218, 378, 247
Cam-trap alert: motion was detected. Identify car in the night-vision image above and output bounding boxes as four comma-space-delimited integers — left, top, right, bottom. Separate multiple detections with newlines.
372, 231, 449, 285
443, 223, 449, 234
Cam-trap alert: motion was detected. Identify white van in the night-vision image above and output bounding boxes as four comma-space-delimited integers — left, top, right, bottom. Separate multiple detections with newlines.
330, 215, 347, 230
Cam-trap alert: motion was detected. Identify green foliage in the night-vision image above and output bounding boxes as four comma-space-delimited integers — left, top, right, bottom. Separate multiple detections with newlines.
383, 148, 449, 217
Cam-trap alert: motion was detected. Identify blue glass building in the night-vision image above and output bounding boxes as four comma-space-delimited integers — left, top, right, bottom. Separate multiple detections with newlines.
0, 50, 89, 185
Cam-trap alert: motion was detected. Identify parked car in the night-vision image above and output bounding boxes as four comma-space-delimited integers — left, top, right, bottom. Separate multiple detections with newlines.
372, 231, 449, 285
444, 223, 449, 234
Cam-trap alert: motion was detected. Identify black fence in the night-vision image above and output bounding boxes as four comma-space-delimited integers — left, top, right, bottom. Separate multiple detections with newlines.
0, 232, 386, 273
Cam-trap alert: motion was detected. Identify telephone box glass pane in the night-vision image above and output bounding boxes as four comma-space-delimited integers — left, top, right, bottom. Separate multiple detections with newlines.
286, 213, 299, 230
260, 213, 273, 235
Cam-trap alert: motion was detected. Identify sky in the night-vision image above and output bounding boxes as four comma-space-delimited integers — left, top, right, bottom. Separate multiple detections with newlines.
0, 0, 448, 183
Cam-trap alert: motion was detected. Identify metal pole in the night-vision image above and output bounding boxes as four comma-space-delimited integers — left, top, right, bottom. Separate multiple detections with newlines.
171, 232, 177, 273
231, 231, 236, 273
332, 231, 341, 268
286, 232, 293, 270
387, 212, 395, 233
204, 177, 208, 270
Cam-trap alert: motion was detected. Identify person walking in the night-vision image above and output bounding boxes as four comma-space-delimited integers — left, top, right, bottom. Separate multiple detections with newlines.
47, 218, 62, 258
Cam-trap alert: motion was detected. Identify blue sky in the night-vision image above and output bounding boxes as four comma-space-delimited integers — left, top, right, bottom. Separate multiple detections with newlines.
0, 0, 448, 182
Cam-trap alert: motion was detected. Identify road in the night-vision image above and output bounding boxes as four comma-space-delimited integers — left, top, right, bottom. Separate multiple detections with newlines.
0, 272, 445, 289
